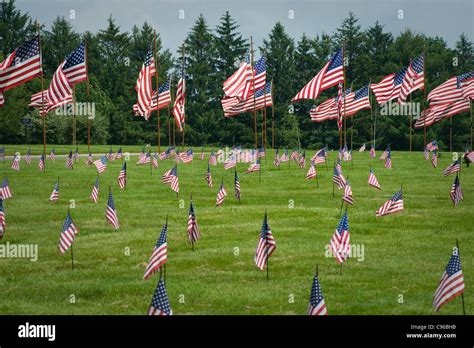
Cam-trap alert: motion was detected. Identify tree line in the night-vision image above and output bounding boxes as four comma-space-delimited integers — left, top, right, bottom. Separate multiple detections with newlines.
0, 0, 473, 150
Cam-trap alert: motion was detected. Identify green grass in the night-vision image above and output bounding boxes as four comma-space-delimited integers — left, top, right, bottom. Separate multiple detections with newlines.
0, 145, 472, 315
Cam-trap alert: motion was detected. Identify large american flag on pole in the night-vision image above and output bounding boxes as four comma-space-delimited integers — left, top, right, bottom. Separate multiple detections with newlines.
254, 212, 276, 271
399, 54, 424, 103
414, 99, 471, 128
292, 48, 344, 102
428, 72, 473, 105
433, 247, 464, 312
376, 190, 403, 217
173, 65, 186, 132
149, 79, 172, 110
307, 274, 328, 316
133, 46, 156, 120
253, 56, 267, 92
330, 212, 351, 263
148, 279, 173, 315
58, 211, 79, 254
143, 222, 168, 280
223, 81, 272, 117
222, 55, 253, 100
370, 67, 407, 105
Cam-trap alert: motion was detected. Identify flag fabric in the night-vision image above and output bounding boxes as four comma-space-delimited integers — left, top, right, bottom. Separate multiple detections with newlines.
66, 151, 74, 169
399, 54, 425, 103
298, 151, 307, 169
253, 56, 267, 92
49, 148, 56, 162
342, 180, 353, 205
443, 159, 461, 177
117, 163, 127, 189
148, 280, 172, 315
428, 72, 474, 105
273, 149, 281, 168
94, 156, 107, 174
224, 155, 237, 170
148, 79, 172, 110
305, 161, 317, 180
107, 148, 115, 161
106, 189, 119, 230
90, 177, 99, 203
431, 151, 438, 168
370, 145, 376, 158
167, 166, 179, 193
234, 170, 241, 200
292, 48, 344, 102
38, 154, 45, 172
359, 143, 366, 152
370, 67, 407, 105
433, 247, 465, 312
385, 150, 392, 169
25, 148, 32, 165
116, 147, 123, 159
222, 57, 253, 99
49, 181, 59, 202
426, 140, 439, 152
246, 159, 261, 173
424, 147, 430, 160
332, 162, 346, 189
159, 147, 171, 161
0, 198, 5, 239
180, 149, 194, 164
187, 200, 201, 244
380, 145, 390, 160
137, 151, 151, 165
133, 46, 156, 120
85, 152, 93, 166
254, 213, 276, 271
307, 274, 328, 316
216, 180, 227, 206
309, 94, 338, 122
376, 190, 404, 217
208, 150, 217, 166
58, 211, 79, 254
330, 212, 351, 263
368, 169, 381, 190
290, 150, 300, 162
311, 148, 326, 165
450, 175, 463, 206
199, 147, 205, 160
0, 35, 42, 92
336, 82, 344, 130
258, 147, 266, 158
143, 223, 168, 280
344, 85, 371, 116
223, 81, 272, 117
152, 153, 158, 168
414, 99, 470, 128
280, 149, 289, 162
205, 164, 213, 187
173, 68, 186, 132
11, 154, 20, 171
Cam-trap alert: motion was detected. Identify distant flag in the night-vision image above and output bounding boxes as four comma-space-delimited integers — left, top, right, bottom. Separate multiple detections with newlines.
25, 148, 32, 164
199, 146, 204, 160
450, 175, 463, 207
298, 151, 307, 169
38, 154, 45, 172
234, 170, 241, 200
94, 156, 107, 174
431, 151, 438, 168
424, 146, 430, 160
376, 190, 403, 217
152, 153, 158, 168
90, 177, 99, 203
399, 54, 425, 103
188, 199, 201, 245
426, 140, 439, 152
370, 145, 376, 158
254, 212, 276, 271
49, 180, 59, 202
224, 154, 237, 170
330, 212, 350, 263
385, 150, 392, 169
380, 145, 390, 160
169, 166, 179, 193
305, 161, 317, 180
106, 189, 119, 230
117, 162, 127, 189
280, 149, 289, 162
443, 159, 461, 177
49, 148, 56, 161
205, 164, 213, 187
311, 148, 326, 165
332, 162, 346, 189
139, 145, 146, 160
11, 153, 20, 171
208, 149, 217, 166
137, 151, 151, 165
116, 147, 123, 159
161, 167, 173, 185
433, 246, 465, 312
348, 149, 353, 162
58, 211, 79, 254
342, 180, 353, 205
359, 143, 366, 152
66, 150, 74, 169
273, 148, 281, 168
181, 148, 194, 164
159, 147, 171, 160
0, 198, 5, 240
0, 178, 12, 200
143, 222, 168, 280
368, 169, 381, 190
307, 274, 328, 316
290, 149, 300, 162
216, 180, 227, 206
246, 158, 261, 173
258, 147, 266, 159
337, 148, 343, 161
107, 147, 115, 161
73, 147, 79, 162
147, 279, 172, 315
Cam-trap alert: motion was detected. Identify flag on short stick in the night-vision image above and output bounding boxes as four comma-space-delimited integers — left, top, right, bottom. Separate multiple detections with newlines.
330, 212, 351, 263
143, 222, 168, 280
90, 177, 99, 203
307, 273, 328, 316
147, 279, 173, 315
106, 189, 119, 230
58, 211, 79, 254
254, 212, 276, 271
376, 190, 403, 217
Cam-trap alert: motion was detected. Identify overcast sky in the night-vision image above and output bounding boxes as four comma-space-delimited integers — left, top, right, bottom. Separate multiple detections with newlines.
17, 0, 474, 55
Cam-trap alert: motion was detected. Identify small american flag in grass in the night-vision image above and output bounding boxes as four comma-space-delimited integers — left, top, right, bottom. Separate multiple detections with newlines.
298, 151, 307, 169
90, 177, 99, 203
117, 162, 126, 189
188, 200, 201, 244
152, 153, 158, 168
376, 190, 403, 217
38, 154, 45, 172
254, 212, 276, 271
180, 149, 194, 164
234, 170, 241, 200
94, 156, 107, 174
330, 212, 350, 263
273, 148, 281, 168
85, 153, 93, 166
66, 150, 73, 169
443, 159, 461, 177
450, 175, 463, 207
431, 151, 438, 168
359, 143, 366, 152
58, 211, 79, 254
205, 163, 213, 187
280, 149, 289, 162
216, 180, 227, 206
224, 154, 237, 170
11, 153, 20, 171
49, 148, 56, 161
385, 150, 392, 169
0, 198, 6, 240
208, 149, 217, 166
49, 180, 59, 202
0, 178, 12, 200
25, 148, 31, 164
311, 148, 326, 164
143, 222, 168, 280
199, 147, 205, 160
307, 274, 328, 316
305, 161, 316, 180
148, 279, 172, 315
246, 158, 260, 173
106, 189, 119, 230
332, 161, 346, 189
368, 169, 381, 190
342, 180, 353, 205
370, 145, 376, 158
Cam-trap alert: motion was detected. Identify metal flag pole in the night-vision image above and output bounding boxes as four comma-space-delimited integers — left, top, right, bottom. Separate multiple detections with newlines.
154, 30, 161, 154
455, 238, 466, 315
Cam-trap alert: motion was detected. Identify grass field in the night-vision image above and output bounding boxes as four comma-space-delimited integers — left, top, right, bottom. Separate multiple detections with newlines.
0, 145, 472, 315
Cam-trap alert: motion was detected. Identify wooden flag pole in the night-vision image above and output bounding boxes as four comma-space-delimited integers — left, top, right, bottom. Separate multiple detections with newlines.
72, 84, 76, 146
168, 77, 172, 148
84, 35, 91, 152
250, 36, 257, 148
455, 238, 466, 315
315, 170, 319, 188
342, 44, 347, 148
409, 93, 413, 152
470, 99, 473, 150
271, 79, 275, 149
154, 31, 161, 154
36, 22, 47, 164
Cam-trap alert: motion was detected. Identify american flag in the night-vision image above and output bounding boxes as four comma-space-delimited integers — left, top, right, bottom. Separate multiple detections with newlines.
199, 147, 205, 160
168, 166, 179, 193
290, 150, 300, 162
426, 140, 439, 152
368, 169, 381, 190
208, 149, 217, 166
117, 163, 127, 189
433, 247, 465, 312
66, 150, 73, 169
205, 163, 213, 187
342, 180, 353, 205
292, 48, 344, 102
38, 154, 45, 172
305, 161, 317, 180
188, 200, 201, 244
216, 180, 227, 206
143, 222, 168, 280
273, 148, 281, 168
376, 190, 404, 217
399, 54, 424, 103
371, 67, 408, 105
234, 169, 241, 200
49, 148, 56, 161
152, 153, 158, 168
423, 147, 430, 160
280, 149, 289, 162
223, 81, 272, 117
254, 212, 276, 271
258, 147, 266, 158
161, 167, 173, 185
246, 158, 261, 173
380, 145, 390, 160
443, 159, 461, 177
148, 279, 172, 315
431, 151, 438, 168
11, 153, 20, 171
180, 149, 193, 163
344, 85, 371, 116
173, 66, 186, 132
0, 35, 42, 92
58, 211, 79, 254
85, 152, 93, 166
465, 151, 474, 163
133, 46, 156, 120
224, 154, 237, 170
106, 189, 119, 230
414, 100, 470, 128
309, 94, 338, 122
62, 41, 87, 83
107, 148, 115, 161
359, 143, 366, 152
311, 148, 326, 165
223, 56, 253, 99
370, 145, 376, 158
307, 274, 328, 316
332, 161, 346, 189
116, 147, 123, 159
253, 56, 267, 92
330, 212, 350, 263
298, 151, 307, 169
428, 72, 474, 105
137, 151, 151, 165
25, 148, 31, 165
450, 175, 463, 206
385, 150, 392, 169
0, 198, 5, 239
149, 79, 172, 110
159, 147, 171, 160
90, 177, 99, 203
94, 156, 107, 174
49, 180, 59, 202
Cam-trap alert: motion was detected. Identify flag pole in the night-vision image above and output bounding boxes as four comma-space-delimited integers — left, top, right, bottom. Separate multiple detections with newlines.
72, 84, 76, 146
271, 79, 275, 149
455, 238, 466, 315
154, 30, 161, 154
168, 76, 172, 148
84, 35, 91, 153
342, 44, 347, 148
250, 36, 257, 148
423, 49, 427, 148
181, 48, 186, 148
470, 100, 473, 150
409, 93, 413, 152
36, 21, 47, 165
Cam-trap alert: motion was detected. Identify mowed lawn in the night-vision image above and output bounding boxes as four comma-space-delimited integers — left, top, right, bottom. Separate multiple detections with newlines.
0, 145, 472, 315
